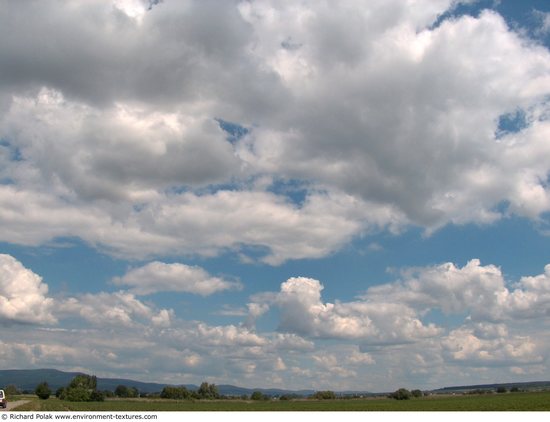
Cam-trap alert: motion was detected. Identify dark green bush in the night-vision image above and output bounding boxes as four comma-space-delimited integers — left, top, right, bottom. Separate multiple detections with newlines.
35, 382, 51, 400
390, 388, 412, 400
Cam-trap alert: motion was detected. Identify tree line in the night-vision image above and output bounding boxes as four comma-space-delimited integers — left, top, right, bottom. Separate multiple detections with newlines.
6, 376, 486, 402
29, 375, 226, 402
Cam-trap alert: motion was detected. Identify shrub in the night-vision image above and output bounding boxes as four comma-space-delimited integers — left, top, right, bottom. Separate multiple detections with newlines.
35, 382, 52, 400
3, 385, 20, 396
251, 391, 268, 401
312, 390, 337, 400
411, 389, 423, 398
90, 390, 105, 402
390, 388, 412, 400
115, 385, 138, 398
64, 386, 91, 402
160, 386, 190, 400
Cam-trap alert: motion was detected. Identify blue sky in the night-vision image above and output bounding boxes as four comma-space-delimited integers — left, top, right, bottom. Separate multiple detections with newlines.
1, 0, 550, 392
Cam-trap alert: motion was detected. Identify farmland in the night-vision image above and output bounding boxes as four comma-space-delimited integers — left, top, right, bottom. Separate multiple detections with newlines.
12, 391, 550, 411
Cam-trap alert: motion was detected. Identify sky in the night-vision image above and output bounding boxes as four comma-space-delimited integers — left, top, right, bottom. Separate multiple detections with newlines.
1, 0, 550, 393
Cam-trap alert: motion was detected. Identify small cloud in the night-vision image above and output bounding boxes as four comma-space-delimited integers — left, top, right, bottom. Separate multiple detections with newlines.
533, 10, 550, 36
347, 350, 376, 365
113, 261, 242, 296
215, 305, 248, 317
237, 253, 256, 265
367, 242, 384, 252
510, 366, 526, 375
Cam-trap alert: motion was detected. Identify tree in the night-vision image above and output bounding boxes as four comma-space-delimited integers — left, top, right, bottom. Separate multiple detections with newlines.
3, 385, 19, 396
62, 374, 103, 402
90, 390, 105, 402
64, 386, 91, 402
312, 391, 337, 400
250, 391, 267, 401
115, 385, 139, 398
496, 387, 508, 394
197, 382, 220, 399
411, 389, 423, 398
160, 386, 190, 400
69, 375, 97, 390
390, 388, 411, 400
279, 394, 300, 401
115, 385, 129, 398
35, 382, 52, 400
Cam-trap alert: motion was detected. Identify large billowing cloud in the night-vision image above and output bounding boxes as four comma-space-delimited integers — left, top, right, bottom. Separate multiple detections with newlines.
1, 1, 549, 263
0, 254, 56, 325
257, 276, 441, 344
248, 261, 550, 370
235, 2, 550, 225
365, 260, 550, 322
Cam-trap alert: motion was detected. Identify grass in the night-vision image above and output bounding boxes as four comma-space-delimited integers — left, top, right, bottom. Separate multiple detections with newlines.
12, 391, 550, 411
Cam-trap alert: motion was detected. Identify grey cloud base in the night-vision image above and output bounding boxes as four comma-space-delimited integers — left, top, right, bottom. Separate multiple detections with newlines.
0, 1, 549, 263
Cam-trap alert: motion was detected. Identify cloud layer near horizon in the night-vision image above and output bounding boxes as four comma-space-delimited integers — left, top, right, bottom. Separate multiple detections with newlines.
1, 0, 550, 263
2, 254, 550, 390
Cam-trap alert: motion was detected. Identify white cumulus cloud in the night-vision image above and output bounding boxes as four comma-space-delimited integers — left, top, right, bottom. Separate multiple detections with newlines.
0, 254, 56, 325
113, 261, 242, 295
58, 291, 174, 328
252, 276, 440, 344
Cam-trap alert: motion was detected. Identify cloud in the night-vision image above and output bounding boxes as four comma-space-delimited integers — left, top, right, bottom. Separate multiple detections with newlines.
2, 257, 550, 391
0, 181, 374, 264
505, 264, 550, 319
347, 349, 376, 365
113, 261, 242, 296
2, 89, 240, 200
442, 326, 543, 366
251, 276, 441, 344
0, 1, 549, 265
1, 0, 550, 390
0, 254, 56, 325
366, 259, 508, 320
215, 305, 248, 317
235, 5, 550, 227
366, 259, 550, 322
533, 10, 550, 36
58, 291, 174, 328
248, 260, 550, 354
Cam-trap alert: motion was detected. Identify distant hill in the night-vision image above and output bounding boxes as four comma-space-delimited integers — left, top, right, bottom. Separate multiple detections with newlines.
0, 369, 173, 393
13, 369, 548, 397
0, 369, 316, 396
434, 380, 550, 393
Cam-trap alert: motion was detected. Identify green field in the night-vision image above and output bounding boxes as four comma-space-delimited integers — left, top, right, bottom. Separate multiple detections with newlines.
12, 391, 550, 411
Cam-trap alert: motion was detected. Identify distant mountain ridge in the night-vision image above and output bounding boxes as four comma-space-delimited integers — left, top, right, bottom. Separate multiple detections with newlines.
434, 380, 550, 393
0, 369, 315, 396
3, 368, 548, 396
